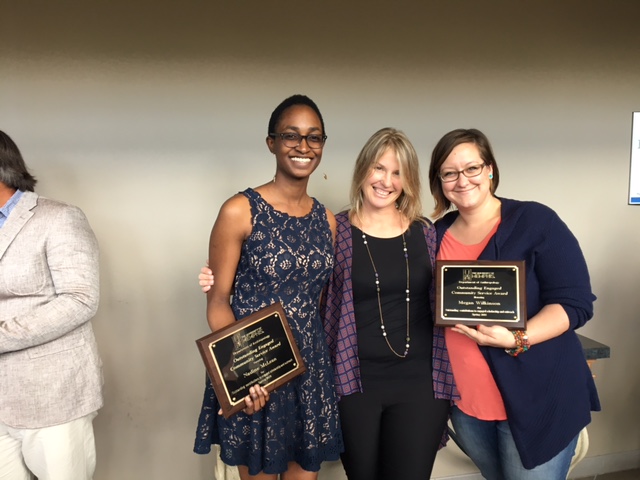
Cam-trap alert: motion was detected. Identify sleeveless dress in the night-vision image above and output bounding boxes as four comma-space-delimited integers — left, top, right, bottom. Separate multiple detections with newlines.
194, 188, 343, 475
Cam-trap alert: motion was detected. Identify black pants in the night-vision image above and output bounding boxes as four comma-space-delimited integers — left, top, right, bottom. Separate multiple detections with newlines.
338, 378, 450, 480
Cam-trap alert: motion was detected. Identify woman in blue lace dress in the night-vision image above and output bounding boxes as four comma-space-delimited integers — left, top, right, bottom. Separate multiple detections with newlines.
194, 95, 343, 479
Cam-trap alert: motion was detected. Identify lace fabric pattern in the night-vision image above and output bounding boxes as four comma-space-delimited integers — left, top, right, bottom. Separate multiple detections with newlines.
194, 188, 343, 475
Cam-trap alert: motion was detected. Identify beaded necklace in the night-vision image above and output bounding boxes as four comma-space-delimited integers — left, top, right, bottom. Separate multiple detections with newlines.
361, 231, 411, 358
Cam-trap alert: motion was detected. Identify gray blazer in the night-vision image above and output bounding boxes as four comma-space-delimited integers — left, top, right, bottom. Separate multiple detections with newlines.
0, 191, 103, 428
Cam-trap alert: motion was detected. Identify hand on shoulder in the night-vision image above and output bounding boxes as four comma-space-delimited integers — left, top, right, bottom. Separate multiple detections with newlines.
325, 208, 337, 243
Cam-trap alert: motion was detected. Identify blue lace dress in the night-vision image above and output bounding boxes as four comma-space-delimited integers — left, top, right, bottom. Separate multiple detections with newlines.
194, 188, 343, 475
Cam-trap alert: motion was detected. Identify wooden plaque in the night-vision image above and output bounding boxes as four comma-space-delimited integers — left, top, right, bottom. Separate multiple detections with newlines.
435, 260, 527, 329
196, 302, 305, 418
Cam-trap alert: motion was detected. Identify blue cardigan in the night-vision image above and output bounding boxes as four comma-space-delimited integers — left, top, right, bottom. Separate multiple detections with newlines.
435, 197, 601, 469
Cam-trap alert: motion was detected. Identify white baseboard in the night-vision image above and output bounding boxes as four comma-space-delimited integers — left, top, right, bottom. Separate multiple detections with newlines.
319, 450, 640, 480
430, 450, 640, 480
568, 450, 640, 478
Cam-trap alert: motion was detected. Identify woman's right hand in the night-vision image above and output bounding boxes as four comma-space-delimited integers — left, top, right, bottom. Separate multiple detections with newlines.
242, 384, 270, 415
199, 264, 214, 293
217, 384, 270, 417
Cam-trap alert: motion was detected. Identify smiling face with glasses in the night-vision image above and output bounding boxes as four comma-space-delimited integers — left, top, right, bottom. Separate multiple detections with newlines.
437, 142, 496, 213
266, 104, 326, 183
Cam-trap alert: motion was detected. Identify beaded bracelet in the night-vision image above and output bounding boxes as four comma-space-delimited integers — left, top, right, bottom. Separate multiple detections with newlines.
505, 330, 530, 357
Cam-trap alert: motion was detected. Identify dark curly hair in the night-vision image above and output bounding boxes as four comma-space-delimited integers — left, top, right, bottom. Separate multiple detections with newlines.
267, 94, 325, 136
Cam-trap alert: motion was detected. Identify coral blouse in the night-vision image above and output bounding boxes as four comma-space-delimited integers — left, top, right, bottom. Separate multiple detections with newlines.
438, 223, 507, 420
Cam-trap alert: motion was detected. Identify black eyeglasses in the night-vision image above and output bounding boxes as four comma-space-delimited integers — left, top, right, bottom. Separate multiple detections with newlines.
439, 164, 486, 183
269, 132, 327, 149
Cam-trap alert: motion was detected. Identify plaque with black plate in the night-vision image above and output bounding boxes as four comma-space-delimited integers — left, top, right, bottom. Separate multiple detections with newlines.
196, 302, 305, 418
435, 260, 527, 329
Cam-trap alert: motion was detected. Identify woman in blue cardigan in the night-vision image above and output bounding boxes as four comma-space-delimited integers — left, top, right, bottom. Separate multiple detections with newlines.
428, 128, 600, 480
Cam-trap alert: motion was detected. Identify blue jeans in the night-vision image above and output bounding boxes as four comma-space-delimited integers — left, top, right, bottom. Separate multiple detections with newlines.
451, 406, 578, 480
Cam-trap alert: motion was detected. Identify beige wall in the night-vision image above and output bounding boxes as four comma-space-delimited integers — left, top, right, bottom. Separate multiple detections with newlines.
2, 1, 639, 478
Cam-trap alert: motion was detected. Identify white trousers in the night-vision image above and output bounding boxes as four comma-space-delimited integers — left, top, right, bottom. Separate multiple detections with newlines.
0, 412, 98, 480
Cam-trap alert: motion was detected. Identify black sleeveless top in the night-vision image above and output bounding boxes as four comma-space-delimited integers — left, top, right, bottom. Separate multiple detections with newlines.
351, 221, 433, 383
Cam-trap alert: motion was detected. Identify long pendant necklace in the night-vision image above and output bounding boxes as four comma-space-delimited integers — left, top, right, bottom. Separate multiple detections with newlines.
361, 231, 411, 358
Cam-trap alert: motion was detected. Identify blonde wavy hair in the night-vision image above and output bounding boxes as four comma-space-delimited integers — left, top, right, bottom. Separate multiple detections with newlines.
349, 127, 424, 224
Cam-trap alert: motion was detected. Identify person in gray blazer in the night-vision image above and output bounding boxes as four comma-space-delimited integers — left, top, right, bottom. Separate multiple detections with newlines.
0, 130, 103, 480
